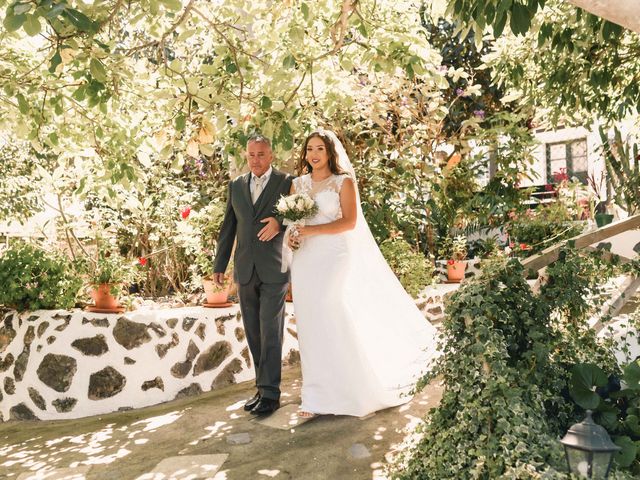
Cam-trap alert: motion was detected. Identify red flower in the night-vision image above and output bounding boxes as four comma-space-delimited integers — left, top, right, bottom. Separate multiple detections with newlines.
138, 257, 147, 266
180, 207, 191, 219
552, 168, 568, 183
519, 243, 530, 250
447, 259, 455, 265
544, 183, 555, 192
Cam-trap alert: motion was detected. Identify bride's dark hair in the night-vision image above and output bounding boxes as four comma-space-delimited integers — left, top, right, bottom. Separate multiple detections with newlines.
297, 131, 346, 176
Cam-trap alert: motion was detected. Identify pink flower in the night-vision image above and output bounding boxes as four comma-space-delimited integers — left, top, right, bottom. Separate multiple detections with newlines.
138, 257, 147, 266
180, 207, 191, 219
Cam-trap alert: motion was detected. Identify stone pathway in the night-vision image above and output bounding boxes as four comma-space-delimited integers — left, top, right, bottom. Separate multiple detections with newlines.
0, 366, 444, 480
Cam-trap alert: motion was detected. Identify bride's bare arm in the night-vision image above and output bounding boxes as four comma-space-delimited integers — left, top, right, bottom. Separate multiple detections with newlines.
297, 178, 357, 237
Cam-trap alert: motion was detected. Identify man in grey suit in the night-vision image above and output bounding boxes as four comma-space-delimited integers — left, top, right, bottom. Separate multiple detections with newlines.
213, 134, 293, 415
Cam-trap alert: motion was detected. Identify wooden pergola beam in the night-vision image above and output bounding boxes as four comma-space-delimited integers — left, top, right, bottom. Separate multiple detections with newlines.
567, 0, 640, 34
521, 214, 640, 274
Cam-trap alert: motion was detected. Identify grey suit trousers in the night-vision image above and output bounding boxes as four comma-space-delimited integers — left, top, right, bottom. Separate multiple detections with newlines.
238, 269, 288, 400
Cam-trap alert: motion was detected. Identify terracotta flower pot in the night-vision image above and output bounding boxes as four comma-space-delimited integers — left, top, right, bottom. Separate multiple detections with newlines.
447, 260, 467, 282
90, 283, 120, 309
202, 278, 230, 305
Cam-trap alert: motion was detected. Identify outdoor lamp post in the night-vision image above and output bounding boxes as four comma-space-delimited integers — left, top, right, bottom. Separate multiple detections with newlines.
560, 410, 621, 478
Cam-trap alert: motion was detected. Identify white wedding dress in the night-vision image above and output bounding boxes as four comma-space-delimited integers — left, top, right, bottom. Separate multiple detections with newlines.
290, 172, 439, 417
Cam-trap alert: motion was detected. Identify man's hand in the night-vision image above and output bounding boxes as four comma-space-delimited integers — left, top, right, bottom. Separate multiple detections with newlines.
258, 217, 280, 241
213, 272, 226, 287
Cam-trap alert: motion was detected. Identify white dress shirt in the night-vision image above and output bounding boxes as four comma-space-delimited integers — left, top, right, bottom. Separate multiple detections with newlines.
250, 166, 272, 204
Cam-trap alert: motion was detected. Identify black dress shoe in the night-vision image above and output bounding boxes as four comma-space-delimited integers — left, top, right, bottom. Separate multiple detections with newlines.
244, 392, 261, 412
250, 398, 280, 415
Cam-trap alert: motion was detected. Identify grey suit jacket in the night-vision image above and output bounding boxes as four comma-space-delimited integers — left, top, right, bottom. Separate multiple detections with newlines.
213, 169, 293, 285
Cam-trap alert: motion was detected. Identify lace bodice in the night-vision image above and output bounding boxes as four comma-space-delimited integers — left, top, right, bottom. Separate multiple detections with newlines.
293, 174, 350, 226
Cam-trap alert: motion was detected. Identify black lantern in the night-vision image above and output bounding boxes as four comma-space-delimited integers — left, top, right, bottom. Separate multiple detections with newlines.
560, 410, 621, 478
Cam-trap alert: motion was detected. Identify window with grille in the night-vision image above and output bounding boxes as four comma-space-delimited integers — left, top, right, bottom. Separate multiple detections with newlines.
545, 139, 588, 184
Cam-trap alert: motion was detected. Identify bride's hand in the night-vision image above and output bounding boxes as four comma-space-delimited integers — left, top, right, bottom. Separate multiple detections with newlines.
287, 232, 300, 249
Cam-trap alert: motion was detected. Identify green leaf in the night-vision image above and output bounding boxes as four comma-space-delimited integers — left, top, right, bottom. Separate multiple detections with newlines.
72, 85, 86, 102
405, 62, 415, 79
16, 93, 29, 114
48, 132, 58, 146
260, 96, 272, 110
497, 0, 512, 14
63, 8, 97, 33
175, 113, 186, 131
602, 21, 623, 42
282, 54, 296, 69
510, 3, 530, 36
569, 363, 607, 410
90, 58, 107, 82
158, 0, 181, 11
494, 11, 507, 37
624, 415, 640, 436
44, 3, 66, 19
13, 3, 32, 15
357, 21, 368, 38
225, 61, 237, 73
623, 360, 640, 389
23, 13, 41, 36
3, 13, 26, 32
301, 2, 309, 20
614, 436, 636, 468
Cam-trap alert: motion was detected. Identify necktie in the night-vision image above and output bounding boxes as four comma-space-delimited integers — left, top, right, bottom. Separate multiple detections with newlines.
252, 176, 264, 204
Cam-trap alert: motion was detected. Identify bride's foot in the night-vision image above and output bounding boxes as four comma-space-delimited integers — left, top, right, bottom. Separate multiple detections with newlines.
298, 410, 317, 419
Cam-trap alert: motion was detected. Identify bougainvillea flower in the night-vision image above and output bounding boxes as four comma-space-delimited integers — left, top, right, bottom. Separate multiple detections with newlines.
180, 207, 191, 219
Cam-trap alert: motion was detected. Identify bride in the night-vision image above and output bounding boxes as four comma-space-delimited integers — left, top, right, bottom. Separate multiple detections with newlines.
285, 129, 439, 418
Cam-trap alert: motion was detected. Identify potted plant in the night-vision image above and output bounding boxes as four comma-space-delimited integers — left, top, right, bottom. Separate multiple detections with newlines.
587, 171, 614, 227
193, 248, 233, 306
446, 235, 468, 282
85, 251, 138, 311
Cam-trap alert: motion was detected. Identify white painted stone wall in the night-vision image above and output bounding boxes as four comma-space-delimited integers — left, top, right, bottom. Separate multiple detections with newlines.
0, 305, 300, 422
0, 287, 451, 422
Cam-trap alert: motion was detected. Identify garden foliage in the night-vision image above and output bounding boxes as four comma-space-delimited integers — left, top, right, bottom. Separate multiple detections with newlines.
395, 249, 634, 479
0, 242, 83, 311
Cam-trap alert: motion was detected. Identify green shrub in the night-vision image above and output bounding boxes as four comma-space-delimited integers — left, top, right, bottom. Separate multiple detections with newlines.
379, 238, 434, 297
507, 202, 583, 255
394, 251, 626, 479
0, 242, 83, 311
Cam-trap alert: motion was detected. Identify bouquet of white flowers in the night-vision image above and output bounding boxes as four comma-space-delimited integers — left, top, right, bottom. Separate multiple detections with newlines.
276, 193, 318, 224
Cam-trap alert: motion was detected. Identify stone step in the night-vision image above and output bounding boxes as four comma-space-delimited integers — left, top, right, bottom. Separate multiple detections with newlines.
135, 454, 229, 480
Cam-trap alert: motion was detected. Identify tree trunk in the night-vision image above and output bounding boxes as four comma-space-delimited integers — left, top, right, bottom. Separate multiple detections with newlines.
566, 0, 640, 34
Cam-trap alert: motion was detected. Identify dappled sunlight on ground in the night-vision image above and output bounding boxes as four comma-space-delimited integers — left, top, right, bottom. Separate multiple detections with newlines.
0, 368, 446, 479
185, 421, 227, 448
257, 469, 281, 477
0, 410, 186, 477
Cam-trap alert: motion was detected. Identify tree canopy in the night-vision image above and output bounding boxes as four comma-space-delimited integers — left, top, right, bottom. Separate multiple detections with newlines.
446, 0, 640, 125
